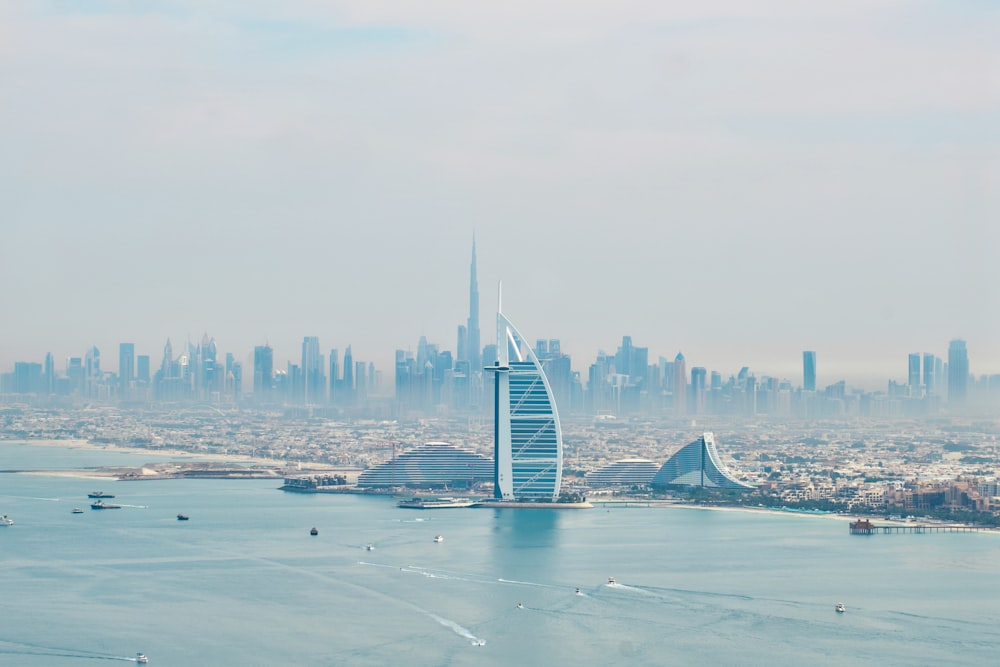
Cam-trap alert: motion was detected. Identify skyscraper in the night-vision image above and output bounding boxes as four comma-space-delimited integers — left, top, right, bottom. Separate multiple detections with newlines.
137, 355, 150, 384
487, 287, 563, 501
253, 345, 273, 395
301, 336, 324, 404
342, 346, 354, 404
84, 346, 100, 398
119, 343, 135, 399
328, 349, 339, 404
923, 353, 936, 394
691, 367, 707, 414
948, 339, 969, 404
467, 237, 481, 372
673, 352, 687, 416
907, 353, 921, 390
803, 351, 816, 392
43, 352, 54, 395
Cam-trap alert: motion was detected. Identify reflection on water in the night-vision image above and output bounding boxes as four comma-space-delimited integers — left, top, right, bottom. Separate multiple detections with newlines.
490, 508, 560, 549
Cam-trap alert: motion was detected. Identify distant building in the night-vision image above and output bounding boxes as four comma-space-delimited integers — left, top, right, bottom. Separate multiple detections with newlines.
119, 343, 135, 399
253, 345, 273, 396
673, 353, 687, 416
947, 339, 969, 404
803, 351, 816, 392
301, 336, 324, 404
923, 353, 936, 395
908, 353, 921, 392
691, 367, 707, 414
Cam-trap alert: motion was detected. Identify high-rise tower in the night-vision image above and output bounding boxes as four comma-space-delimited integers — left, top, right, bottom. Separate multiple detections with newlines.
673, 352, 687, 416
802, 351, 816, 391
923, 353, 936, 394
948, 339, 969, 404
487, 284, 563, 501
119, 343, 135, 399
253, 344, 273, 396
908, 353, 921, 391
301, 336, 323, 404
467, 237, 481, 371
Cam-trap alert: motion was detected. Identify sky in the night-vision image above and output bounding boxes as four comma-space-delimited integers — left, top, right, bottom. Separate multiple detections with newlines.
1, 0, 998, 391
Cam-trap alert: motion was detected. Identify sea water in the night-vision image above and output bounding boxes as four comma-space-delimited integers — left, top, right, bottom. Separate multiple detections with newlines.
2, 442, 999, 666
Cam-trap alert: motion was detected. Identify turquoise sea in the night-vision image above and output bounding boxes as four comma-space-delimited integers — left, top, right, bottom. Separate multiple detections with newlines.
2, 441, 999, 666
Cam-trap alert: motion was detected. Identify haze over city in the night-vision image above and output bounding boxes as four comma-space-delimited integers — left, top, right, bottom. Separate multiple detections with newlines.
2, 1, 997, 389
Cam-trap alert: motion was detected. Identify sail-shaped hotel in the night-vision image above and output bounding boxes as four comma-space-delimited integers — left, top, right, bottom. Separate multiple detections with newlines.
487, 287, 563, 501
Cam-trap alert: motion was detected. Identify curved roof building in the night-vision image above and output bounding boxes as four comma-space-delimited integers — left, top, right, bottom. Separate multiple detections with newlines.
356, 442, 493, 489
585, 459, 659, 487
487, 289, 563, 501
651, 433, 755, 490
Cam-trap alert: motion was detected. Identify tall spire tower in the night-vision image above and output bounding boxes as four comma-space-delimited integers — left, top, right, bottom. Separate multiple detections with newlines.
467, 236, 481, 371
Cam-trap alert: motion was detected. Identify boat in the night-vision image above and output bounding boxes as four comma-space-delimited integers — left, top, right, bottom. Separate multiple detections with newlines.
90, 501, 121, 510
310, 527, 318, 536
0, 515, 12, 526
365, 543, 375, 551
433, 535, 444, 543
397, 497, 475, 509
516, 602, 524, 609
135, 652, 149, 663
607, 577, 616, 585
472, 640, 486, 647
835, 603, 846, 613
87, 492, 115, 499
72, 508, 84, 514
177, 514, 189, 521
575, 588, 582, 595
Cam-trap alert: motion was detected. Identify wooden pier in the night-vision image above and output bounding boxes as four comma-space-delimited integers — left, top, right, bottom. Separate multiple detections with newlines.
850, 519, 992, 535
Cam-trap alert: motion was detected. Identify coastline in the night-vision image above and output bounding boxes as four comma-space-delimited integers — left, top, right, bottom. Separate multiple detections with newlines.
2, 438, 281, 464
0, 438, 302, 480
3, 440, 996, 531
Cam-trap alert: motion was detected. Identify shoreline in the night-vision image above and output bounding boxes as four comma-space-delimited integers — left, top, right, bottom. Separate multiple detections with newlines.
2, 438, 283, 465
4, 439, 997, 531
0, 438, 334, 480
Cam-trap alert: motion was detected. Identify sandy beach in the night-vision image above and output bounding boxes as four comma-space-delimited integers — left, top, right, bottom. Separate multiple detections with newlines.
1, 438, 307, 479
9, 438, 280, 464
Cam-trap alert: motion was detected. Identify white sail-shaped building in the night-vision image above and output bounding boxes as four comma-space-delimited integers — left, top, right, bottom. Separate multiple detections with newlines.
488, 289, 563, 501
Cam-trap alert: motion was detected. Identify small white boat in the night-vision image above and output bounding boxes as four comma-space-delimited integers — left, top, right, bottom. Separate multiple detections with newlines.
835, 603, 846, 613
0, 515, 12, 526
607, 577, 616, 585
72, 508, 84, 514
365, 543, 375, 551
575, 588, 582, 596
135, 652, 149, 663
516, 602, 524, 609
434, 535, 444, 543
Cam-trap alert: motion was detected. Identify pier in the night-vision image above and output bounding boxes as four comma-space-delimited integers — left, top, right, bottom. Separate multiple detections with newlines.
850, 519, 992, 535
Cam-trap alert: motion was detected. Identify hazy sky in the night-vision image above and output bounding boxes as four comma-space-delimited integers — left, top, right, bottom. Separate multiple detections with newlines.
2, 1, 998, 390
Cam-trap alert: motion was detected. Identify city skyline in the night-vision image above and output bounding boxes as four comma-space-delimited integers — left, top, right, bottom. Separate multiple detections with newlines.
2, 2, 997, 390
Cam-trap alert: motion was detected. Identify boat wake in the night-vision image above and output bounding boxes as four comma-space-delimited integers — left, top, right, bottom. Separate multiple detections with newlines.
605, 581, 653, 595
497, 578, 561, 589
426, 613, 485, 647
0, 639, 140, 662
